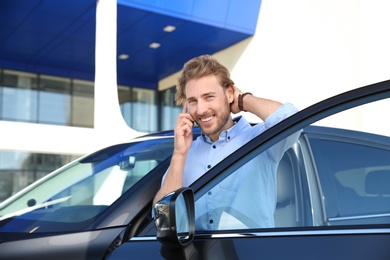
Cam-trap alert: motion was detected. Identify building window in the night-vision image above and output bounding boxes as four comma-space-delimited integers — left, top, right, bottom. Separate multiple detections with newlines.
38, 75, 71, 125
72, 79, 94, 127
0, 69, 94, 128
160, 87, 181, 131
119, 86, 180, 133
119, 86, 158, 133
1, 69, 182, 132
0, 150, 78, 203
1, 70, 38, 123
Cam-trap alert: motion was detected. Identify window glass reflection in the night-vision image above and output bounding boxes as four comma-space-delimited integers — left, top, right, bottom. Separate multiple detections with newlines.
1, 69, 180, 132
119, 86, 158, 132
311, 98, 390, 225
0, 70, 95, 127
176, 194, 190, 234
160, 87, 181, 131
0, 151, 78, 203
38, 75, 71, 125
72, 79, 94, 127
1, 70, 38, 122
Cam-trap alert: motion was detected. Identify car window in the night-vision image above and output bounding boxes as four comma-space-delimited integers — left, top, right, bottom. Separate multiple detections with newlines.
309, 135, 390, 225
193, 132, 303, 230
308, 98, 390, 225
193, 97, 389, 232
0, 137, 174, 233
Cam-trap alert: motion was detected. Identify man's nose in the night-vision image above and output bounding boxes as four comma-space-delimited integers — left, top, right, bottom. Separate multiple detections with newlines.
196, 100, 208, 115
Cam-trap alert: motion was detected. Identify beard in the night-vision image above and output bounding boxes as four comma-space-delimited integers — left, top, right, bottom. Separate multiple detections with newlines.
196, 98, 232, 138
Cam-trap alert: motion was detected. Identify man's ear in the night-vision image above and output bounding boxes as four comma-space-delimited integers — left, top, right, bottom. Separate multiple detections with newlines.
227, 85, 234, 103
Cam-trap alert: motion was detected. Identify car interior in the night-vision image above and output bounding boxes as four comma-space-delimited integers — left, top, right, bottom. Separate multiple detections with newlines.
274, 148, 304, 227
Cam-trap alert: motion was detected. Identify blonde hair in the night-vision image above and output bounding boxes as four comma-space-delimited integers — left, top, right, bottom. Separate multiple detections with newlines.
175, 55, 234, 105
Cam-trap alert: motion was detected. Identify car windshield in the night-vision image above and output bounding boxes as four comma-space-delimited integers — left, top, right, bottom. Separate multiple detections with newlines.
0, 136, 174, 233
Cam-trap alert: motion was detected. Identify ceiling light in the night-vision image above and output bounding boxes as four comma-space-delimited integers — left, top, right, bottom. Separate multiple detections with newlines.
163, 25, 176, 32
149, 42, 161, 49
119, 54, 129, 60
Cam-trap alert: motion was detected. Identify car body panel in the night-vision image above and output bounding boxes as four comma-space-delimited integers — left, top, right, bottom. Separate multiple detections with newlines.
107, 229, 390, 260
0, 228, 124, 259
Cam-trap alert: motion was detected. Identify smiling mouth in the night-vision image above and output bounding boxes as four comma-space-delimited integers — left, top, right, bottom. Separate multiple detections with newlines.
200, 116, 213, 122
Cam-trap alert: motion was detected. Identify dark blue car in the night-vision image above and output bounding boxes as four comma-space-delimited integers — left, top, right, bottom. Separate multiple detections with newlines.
1, 80, 390, 259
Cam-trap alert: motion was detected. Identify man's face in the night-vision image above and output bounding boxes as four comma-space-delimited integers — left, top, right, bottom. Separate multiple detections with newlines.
185, 75, 234, 141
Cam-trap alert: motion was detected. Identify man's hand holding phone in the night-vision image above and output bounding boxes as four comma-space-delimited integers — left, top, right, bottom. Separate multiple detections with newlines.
173, 103, 194, 156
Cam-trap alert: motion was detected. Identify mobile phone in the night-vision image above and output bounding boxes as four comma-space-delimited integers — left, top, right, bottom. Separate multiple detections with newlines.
186, 103, 196, 127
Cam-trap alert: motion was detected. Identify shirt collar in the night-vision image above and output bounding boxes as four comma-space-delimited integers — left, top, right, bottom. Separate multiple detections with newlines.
201, 116, 250, 144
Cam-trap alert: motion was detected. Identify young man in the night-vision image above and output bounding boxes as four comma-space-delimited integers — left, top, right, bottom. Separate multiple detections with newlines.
154, 55, 299, 230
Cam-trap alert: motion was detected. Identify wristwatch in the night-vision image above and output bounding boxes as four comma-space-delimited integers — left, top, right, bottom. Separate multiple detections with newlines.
238, 92, 252, 112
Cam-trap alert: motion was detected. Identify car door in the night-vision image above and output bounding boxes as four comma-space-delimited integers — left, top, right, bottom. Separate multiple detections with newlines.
105, 80, 390, 259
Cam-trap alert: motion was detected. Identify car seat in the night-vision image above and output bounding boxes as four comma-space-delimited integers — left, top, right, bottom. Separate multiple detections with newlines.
274, 151, 297, 227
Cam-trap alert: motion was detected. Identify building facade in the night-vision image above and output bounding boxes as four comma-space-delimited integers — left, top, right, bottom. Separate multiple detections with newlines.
1, 0, 390, 202
0, 0, 260, 201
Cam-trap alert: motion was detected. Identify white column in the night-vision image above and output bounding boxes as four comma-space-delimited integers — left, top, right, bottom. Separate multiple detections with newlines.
94, 0, 138, 142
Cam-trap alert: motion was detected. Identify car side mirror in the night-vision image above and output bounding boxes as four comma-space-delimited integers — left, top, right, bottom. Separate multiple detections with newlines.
153, 188, 195, 247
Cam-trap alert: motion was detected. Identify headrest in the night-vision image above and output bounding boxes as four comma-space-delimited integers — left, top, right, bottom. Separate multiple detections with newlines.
277, 155, 294, 203
365, 170, 390, 195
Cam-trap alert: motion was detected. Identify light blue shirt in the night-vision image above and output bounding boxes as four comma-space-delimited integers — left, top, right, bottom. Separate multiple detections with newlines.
163, 103, 299, 230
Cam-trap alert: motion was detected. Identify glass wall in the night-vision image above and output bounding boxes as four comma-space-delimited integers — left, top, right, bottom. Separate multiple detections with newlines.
0, 69, 94, 128
1, 70, 38, 122
38, 75, 71, 125
72, 79, 94, 127
160, 87, 181, 131
0, 151, 78, 203
118, 86, 181, 133
0, 69, 181, 132
119, 86, 159, 133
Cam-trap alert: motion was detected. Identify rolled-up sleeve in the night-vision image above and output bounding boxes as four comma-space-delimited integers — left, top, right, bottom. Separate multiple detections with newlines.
264, 103, 299, 129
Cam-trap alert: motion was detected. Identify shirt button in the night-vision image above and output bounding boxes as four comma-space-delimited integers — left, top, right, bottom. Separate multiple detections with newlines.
209, 219, 214, 224
212, 145, 216, 149
208, 191, 212, 195
207, 165, 211, 169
